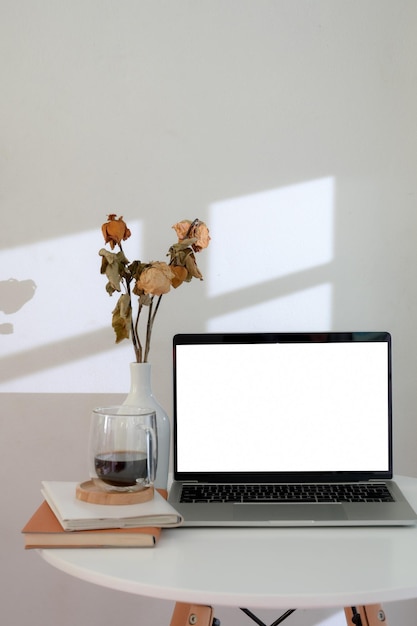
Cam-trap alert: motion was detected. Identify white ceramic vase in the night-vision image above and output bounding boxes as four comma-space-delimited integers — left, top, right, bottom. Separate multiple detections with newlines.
122, 362, 170, 490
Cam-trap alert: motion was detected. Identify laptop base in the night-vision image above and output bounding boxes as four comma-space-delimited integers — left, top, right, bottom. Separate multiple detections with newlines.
169, 478, 417, 527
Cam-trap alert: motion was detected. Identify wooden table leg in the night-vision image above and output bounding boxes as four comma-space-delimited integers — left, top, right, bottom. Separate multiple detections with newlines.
171, 602, 388, 626
170, 603, 215, 626
344, 604, 388, 626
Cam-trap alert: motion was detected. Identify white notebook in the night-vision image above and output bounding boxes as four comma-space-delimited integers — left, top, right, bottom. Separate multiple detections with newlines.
41, 481, 183, 531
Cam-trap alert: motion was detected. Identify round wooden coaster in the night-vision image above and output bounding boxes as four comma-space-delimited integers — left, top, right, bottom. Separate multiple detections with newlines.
76, 480, 154, 505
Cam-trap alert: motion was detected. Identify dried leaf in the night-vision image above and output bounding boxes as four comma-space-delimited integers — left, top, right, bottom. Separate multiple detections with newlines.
139, 292, 153, 306
99, 248, 130, 292
105, 282, 117, 296
185, 253, 203, 280
171, 265, 188, 288
111, 294, 131, 343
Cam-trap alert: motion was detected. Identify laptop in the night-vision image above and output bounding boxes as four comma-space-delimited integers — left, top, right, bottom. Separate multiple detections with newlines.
168, 331, 417, 527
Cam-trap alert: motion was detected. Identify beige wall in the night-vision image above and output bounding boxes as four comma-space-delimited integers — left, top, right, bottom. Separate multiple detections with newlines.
2, 2, 417, 625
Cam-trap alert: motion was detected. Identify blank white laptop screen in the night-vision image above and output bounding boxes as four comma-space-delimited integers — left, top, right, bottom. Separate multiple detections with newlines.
175, 340, 390, 475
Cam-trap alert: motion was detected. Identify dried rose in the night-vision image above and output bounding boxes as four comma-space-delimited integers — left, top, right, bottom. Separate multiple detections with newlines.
102, 214, 131, 250
134, 262, 174, 296
172, 219, 210, 252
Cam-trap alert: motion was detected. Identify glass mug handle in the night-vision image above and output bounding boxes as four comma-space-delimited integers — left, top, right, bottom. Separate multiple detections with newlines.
146, 427, 156, 484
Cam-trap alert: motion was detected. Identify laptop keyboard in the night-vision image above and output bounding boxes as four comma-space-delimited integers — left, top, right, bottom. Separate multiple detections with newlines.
180, 483, 395, 504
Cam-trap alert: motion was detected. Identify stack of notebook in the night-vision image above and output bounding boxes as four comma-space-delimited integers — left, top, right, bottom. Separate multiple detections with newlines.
22, 481, 183, 549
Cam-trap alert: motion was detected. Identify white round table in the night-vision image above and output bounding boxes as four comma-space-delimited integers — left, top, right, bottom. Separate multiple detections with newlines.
40, 476, 417, 616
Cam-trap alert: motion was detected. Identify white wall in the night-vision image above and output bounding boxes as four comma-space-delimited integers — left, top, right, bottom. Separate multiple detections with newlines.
2, 1, 417, 625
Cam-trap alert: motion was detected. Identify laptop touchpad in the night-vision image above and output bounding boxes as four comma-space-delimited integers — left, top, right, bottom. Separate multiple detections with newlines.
233, 504, 348, 522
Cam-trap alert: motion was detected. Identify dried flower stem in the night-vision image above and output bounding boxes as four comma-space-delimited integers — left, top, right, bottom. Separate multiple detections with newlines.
143, 294, 163, 362
133, 302, 143, 363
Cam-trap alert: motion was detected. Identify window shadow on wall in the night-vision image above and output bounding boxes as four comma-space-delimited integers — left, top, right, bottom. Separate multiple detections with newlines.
0, 278, 36, 335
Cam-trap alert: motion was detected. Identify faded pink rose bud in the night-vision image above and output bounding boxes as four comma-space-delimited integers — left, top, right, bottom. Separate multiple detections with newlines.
172, 219, 210, 252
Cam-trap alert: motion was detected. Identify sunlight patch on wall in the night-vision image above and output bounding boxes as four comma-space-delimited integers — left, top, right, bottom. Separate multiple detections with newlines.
208, 177, 334, 298
0, 222, 140, 392
207, 284, 332, 332
207, 178, 334, 331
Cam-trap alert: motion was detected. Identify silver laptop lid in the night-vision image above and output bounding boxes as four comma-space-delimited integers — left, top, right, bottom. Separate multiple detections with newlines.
172, 332, 392, 484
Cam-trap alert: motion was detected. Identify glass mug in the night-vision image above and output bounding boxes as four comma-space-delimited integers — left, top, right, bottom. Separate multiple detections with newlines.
88, 406, 157, 492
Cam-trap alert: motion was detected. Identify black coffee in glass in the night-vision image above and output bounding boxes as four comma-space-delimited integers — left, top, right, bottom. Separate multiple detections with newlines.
94, 450, 148, 488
